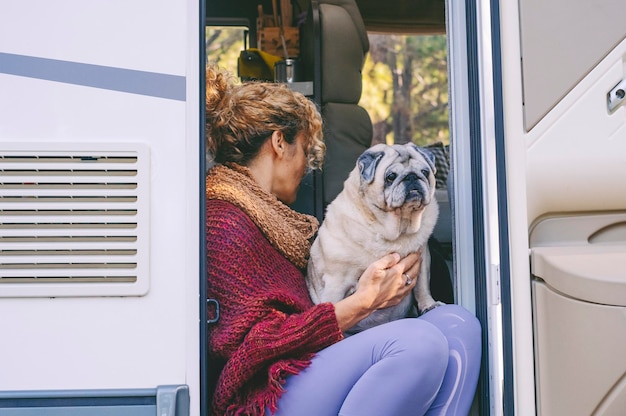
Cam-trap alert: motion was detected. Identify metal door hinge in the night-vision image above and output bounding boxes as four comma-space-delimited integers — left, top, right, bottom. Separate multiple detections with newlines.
207, 298, 220, 324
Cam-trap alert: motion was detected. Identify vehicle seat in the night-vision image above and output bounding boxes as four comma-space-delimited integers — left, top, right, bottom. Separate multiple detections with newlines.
300, 0, 373, 208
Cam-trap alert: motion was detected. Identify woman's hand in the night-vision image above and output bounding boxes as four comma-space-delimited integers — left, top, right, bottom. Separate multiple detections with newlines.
333, 251, 422, 332
354, 251, 421, 311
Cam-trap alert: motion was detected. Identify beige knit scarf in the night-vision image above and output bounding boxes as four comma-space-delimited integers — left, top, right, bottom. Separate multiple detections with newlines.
206, 163, 319, 269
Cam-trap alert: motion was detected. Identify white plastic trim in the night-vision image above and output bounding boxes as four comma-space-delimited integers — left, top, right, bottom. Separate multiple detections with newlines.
0, 142, 150, 297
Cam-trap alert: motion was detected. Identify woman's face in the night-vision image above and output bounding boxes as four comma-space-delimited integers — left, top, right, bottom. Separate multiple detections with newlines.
273, 133, 308, 205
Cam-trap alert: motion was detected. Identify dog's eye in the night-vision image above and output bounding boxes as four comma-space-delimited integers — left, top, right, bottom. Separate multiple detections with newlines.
385, 172, 397, 184
421, 168, 430, 177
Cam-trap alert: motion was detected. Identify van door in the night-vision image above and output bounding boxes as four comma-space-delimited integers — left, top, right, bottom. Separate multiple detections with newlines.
498, 0, 626, 414
0, 1, 202, 414
447, 0, 514, 414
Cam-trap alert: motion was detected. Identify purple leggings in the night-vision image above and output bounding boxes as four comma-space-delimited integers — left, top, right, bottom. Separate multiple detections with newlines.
269, 304, 481, 416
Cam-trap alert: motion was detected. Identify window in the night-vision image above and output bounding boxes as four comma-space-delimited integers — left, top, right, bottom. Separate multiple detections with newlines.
206, 27, 448, 149
206, 26, 248, 74
361, 33, 448, 147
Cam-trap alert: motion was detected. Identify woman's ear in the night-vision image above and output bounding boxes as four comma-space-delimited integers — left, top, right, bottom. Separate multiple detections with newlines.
270, 131, 285, 158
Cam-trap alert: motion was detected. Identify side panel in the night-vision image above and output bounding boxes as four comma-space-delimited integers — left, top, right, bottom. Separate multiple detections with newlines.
0, 1, 200, 414
497, 0, 536, 413
519, 0, 626, 130
500, 0, 626, 414
526, 36, 626, 222
530, 214, 626, 414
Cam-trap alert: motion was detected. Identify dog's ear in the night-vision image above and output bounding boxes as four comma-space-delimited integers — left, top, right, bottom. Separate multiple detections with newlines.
357, 150, 385, 184
408, 143, 436, 172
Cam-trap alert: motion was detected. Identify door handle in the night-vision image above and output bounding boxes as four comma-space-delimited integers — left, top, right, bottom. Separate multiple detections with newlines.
608, 79, 626, 112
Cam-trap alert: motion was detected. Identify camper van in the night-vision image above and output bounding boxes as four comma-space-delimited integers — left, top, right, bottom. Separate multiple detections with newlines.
1, 0, 625, 414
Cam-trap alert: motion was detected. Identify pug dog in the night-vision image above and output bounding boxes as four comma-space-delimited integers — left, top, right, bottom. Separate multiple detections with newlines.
306, 142, 443, 334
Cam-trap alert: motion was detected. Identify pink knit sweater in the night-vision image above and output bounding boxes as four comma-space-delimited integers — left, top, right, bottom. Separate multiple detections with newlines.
206, 200, 343, 415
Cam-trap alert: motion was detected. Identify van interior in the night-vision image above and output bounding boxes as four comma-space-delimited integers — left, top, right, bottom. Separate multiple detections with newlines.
205, 0, 455, 298
205, 0, 467, 409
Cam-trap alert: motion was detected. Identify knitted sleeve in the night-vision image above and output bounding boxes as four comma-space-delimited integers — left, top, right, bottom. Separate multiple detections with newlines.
207, 200, 343, 414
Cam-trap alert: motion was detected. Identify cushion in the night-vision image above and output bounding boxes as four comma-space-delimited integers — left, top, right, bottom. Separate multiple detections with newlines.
424, 141, 450, 189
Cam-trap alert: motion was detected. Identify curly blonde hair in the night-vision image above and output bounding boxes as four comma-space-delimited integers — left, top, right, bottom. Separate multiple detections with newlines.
205, 66, 325, 170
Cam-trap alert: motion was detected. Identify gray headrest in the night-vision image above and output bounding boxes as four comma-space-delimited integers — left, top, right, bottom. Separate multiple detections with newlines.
319, 0, 369, 104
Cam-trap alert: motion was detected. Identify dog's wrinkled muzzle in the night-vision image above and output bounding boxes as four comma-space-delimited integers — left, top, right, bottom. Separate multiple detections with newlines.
405, 182, 427, 204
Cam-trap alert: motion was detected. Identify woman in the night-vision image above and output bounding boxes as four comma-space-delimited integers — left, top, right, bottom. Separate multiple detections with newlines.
205, 66, 481, 416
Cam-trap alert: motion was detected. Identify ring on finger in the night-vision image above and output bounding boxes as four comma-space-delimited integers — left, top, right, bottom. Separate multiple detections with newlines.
403, 273, 412, 286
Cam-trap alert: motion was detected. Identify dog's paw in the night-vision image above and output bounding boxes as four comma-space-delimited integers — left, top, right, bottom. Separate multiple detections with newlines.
419, 301, 445, 315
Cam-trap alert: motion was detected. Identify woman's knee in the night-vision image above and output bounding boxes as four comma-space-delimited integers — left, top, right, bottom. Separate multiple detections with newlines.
422, 304, 482, 341
419, 305, 482, 360
383, 319, 449, 367
448, 304, 481, 328
463, 310, 482, 342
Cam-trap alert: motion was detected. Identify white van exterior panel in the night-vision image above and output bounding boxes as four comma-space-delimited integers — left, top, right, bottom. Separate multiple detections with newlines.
0, 89, 196, 385
0, 0, 187, 75
0, 72, 185, 138
0, 1, 201, 413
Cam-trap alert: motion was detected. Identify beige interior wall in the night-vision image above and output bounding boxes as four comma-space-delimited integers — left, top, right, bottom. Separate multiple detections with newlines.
519, 0, 626, 130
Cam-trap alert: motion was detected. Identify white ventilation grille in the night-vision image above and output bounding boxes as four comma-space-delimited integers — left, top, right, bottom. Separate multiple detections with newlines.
0, 144, 150, 297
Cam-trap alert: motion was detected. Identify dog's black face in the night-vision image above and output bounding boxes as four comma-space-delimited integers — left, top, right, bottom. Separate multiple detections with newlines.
383, 164, 433, 205
358, 143, 437, 211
